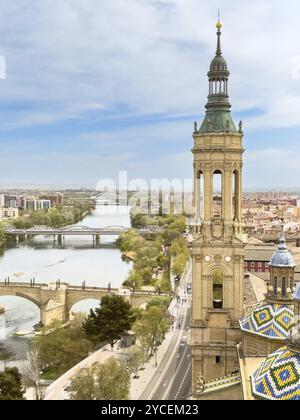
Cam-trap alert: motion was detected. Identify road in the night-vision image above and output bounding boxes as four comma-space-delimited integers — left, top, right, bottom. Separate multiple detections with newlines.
163, 307, 191, 401
140, 264, 192, 401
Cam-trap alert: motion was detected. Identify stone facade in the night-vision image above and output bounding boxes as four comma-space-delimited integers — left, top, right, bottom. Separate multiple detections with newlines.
189, 21, 247, 391
190, 132, 247, 386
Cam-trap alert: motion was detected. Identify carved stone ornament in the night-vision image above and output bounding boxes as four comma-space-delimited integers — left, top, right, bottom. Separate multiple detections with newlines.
212, 218, 224, 239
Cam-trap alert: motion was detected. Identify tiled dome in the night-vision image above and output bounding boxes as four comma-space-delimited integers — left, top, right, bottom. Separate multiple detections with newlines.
251, 346, 300, 400
240, 302, 294, 340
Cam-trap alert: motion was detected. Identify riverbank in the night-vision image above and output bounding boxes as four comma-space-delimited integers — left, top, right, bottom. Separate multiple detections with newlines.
117, 211, 189, 292
0, 203, 132, 367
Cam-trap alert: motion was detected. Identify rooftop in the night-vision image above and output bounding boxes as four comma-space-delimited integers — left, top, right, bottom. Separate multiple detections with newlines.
251, 346, 300, 400
240, 302, 294, 341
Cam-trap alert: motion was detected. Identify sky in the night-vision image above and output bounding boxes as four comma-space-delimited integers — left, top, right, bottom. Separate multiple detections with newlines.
0, 0, 300, 190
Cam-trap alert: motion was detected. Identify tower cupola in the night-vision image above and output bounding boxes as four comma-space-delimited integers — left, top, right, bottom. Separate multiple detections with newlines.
198, 20, 237, 134
268, 224, 296, 301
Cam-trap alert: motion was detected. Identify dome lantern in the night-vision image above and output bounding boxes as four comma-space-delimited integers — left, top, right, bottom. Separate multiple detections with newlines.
268, 224, 296, 301
198, 20, 237, 134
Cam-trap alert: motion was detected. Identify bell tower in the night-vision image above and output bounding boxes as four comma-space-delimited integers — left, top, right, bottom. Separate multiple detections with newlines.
190, 19, 247, 388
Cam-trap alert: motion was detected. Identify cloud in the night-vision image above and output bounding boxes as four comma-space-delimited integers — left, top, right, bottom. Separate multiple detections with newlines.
0, 0, 300, 186
244, 149, 300, 189
0, 0, 299, 128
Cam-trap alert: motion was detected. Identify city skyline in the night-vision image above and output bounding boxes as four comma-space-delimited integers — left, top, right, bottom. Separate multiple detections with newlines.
0, 1, 300, 188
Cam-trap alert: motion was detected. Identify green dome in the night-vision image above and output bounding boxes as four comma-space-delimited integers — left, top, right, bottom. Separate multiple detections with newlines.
196, 25, 239, 135
210, 55, 228, 72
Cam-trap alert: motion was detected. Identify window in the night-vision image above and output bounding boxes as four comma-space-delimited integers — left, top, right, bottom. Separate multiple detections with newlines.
282, 277, 286, 298
251, 262, 255, 268
290, 277, 294, 292
232, 171, 239, 220
216, 356, 221, 364
265, 263, 269, 268
213, 171, 223, 217
274, 276, 278, 296
213, 269, 223, 309
196, 171, 204, 220
258, 262, 262, 268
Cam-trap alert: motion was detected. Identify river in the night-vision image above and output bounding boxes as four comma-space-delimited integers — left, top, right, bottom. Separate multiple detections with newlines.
0, 203, 132, 368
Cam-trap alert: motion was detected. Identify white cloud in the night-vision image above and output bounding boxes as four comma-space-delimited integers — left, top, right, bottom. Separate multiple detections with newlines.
0, 1, 300, 187
0, 0, 300, 129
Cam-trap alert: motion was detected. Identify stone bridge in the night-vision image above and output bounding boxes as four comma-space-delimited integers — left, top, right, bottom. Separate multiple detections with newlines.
0, 282, 172, 327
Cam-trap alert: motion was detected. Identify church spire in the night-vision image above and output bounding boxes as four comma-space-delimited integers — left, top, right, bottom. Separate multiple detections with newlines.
198, 19, 238, 134
216, 14, 222, 56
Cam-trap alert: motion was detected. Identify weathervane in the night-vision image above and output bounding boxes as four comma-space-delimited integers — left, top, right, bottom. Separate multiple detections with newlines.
216, 8, 222, 30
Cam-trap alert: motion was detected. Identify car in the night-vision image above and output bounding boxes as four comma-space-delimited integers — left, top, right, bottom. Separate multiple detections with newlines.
181, 336, 187, 346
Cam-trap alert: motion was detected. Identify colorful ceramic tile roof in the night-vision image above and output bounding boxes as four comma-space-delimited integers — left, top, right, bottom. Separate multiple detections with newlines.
251, 347, 300, 400
240, 302, 294, 340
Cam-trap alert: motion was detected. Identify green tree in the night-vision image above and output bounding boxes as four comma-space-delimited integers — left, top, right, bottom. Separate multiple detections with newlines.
133, 305, 170, 356
0, 367, 25, 400
69, 358, 130, 400
117, 230, 145, 253
32, 321, 93, 378
146, 296, 172, 310
172, 254, 188, 277
0, 223, 7, 247
48, 207, 65, 227
83, 295, 136, 348
130, 213, 151, 228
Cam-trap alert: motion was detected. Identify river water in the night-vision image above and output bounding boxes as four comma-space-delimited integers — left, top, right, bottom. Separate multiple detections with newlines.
0, 203, 131, 367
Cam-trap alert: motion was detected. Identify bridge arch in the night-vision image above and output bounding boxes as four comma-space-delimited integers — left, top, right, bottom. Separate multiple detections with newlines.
0, 295, 41, 329
69, 299, 102, 316
65, 289, 115, 315
0, 288, 41, 309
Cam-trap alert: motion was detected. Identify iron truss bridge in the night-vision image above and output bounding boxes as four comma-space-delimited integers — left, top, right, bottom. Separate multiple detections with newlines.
4, 225, 163, 236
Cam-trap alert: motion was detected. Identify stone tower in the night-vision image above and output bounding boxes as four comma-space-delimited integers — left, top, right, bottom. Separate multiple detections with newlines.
190, 20, 247, 388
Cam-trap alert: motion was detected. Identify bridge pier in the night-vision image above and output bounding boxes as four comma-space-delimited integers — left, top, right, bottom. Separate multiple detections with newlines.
96, 234, 100, 246
41, 305, 68, 327
57, 235, 63, 246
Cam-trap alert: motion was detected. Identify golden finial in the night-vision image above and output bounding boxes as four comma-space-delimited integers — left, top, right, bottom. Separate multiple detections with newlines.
216, 8, 222, 30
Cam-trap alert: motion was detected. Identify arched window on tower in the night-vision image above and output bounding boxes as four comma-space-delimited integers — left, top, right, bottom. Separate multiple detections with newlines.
213, 171, 223, 217
282, 276, 286, 298
232, 171, 239, 220
213, 269, 224, 309
274, 275, 278, 297
196, 171, 204, 220
290, 276, 294, 292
